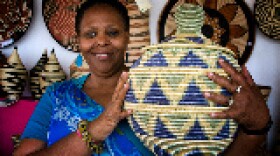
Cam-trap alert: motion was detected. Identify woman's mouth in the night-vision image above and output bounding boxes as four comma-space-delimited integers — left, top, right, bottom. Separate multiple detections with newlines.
94, 53, 111, 61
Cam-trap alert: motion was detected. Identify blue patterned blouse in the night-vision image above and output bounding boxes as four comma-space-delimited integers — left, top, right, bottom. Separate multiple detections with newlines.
21, 74, 153, 156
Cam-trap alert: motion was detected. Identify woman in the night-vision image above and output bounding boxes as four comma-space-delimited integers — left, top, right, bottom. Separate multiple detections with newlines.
14, 0, 271, 155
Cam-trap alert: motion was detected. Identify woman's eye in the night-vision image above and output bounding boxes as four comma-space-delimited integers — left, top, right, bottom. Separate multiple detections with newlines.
85, 32, 97, 38
107, 30, 119, 37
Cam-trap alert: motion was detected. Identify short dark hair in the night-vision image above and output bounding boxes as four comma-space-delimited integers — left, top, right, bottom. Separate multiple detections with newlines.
75, 0, 130, 35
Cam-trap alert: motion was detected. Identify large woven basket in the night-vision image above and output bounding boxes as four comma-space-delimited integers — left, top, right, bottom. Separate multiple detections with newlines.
124, 4, 240, 155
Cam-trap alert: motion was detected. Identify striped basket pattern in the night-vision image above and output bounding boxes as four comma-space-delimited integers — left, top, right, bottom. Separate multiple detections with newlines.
124, 4, 240, 155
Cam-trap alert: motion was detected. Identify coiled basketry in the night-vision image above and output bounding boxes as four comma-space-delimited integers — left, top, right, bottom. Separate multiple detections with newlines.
125, 4, 240, 155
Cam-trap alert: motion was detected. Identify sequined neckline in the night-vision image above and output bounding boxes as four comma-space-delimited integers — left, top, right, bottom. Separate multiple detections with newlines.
71, 74, 104, 108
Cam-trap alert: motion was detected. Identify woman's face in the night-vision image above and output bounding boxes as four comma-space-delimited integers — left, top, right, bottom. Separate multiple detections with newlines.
78, 4, 129, 77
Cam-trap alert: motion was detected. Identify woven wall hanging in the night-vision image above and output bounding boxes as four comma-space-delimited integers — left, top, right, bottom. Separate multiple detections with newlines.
0, 0, 33, 48
254, 0, 280, 40
158, 0, 255, 65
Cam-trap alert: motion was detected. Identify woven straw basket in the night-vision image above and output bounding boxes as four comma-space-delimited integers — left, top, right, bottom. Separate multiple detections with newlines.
40, 50, 66, 95
125, 4, 240, 155
0, 47, 27, 107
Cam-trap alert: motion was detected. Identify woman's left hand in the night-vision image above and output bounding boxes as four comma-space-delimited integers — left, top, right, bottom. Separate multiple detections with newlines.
204, 58, 270, 131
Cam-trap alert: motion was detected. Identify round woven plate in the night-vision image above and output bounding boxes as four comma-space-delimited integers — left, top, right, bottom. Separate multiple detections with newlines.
42, 0, 150, 64
0, 0, 33, 48
254, 0, 280, 40
42, 0, 85, 52
158, 0, 255, 65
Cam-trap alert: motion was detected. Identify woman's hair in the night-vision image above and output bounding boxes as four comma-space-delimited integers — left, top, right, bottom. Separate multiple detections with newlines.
75, 0, 130, 35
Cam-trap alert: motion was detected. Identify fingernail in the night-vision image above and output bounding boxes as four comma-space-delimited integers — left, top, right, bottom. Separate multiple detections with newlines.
219, 58, 225, 63
207, 72, 214, 78
204, 92, 211, 98
128, 109, 133, 114
210, 113, 216, 118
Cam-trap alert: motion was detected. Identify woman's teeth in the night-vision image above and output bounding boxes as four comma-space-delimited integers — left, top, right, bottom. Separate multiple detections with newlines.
96, 54, 108, 57
95, 53, 109, 60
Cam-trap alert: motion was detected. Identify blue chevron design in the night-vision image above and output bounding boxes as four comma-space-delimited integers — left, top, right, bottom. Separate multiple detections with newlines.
179, 51, 208, 68
154, 144, 170, 156
144, 51, 168, 66
125, 80, 138, 103
130, 116, 147, 135
154, 117, 176, 139
213, 120, 230, 140
143, 80, 170, 105
131, 57, 141, 68
179, 81, 208, 105
185, 37, 204, 44
184, 119, 208, 140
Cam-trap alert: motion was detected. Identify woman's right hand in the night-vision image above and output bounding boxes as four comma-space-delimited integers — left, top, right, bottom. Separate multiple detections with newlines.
88, 72, 133, 141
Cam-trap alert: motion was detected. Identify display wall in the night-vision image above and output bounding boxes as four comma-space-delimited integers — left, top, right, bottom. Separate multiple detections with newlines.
1, 0, 279, 150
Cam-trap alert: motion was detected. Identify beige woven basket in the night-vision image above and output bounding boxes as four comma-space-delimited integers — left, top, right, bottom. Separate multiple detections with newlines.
0, 47, 27, 107
125, 4, 240, 155
40, 49, 66, 95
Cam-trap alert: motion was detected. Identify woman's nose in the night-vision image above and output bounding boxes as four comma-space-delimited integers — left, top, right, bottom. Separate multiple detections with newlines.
96, 33, 109, 46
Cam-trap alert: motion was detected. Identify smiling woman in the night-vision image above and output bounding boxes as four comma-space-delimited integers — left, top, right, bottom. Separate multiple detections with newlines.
14, 0, 153, 155
13, 0, 272, 155
43, 0, 150, 67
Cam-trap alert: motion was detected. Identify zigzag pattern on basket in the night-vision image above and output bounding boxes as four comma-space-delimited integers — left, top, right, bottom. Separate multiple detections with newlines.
128, 108, 237, 139
126, 71, 231, 106
0, 47, 27, 107
132, 48, 238, 68
128, 112, 237, 155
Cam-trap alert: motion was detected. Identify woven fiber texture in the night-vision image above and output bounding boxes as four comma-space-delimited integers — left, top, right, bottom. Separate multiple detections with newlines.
0, 0, 33, 48
125, 4, 239, 155
158, 0, 255, 65
254, 0, 280, 40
